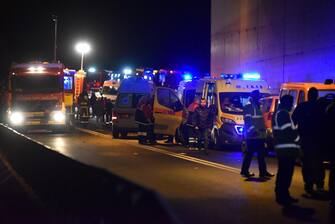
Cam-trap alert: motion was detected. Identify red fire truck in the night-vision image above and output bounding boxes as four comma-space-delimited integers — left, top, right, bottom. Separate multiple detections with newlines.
6, 62, 77, 130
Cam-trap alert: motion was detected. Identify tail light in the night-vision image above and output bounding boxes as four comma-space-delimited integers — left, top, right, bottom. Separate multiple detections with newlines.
267, 112, 273, 121
112, 111, 118, 121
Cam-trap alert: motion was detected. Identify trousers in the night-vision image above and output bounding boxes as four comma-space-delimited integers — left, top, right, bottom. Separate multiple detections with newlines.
241, 139, 267, 175
275, 156, 296, 199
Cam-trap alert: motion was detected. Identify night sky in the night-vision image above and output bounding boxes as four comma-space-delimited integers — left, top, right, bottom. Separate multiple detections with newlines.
0, 0, 210, 81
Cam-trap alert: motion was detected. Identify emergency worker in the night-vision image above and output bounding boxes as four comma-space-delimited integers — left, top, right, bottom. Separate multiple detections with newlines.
193, 98, 214, 152
135, 95, 155, 144
78, 92, 89, 121
292, 87, 325, 194
272, 95, 300, 205
185, 97, 200, 148
241, 90, 274, 178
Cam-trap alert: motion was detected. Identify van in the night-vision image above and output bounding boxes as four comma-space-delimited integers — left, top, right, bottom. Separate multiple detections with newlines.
112, 77, 184, 140
280, 82, 335, 108
179, 73, 271, 147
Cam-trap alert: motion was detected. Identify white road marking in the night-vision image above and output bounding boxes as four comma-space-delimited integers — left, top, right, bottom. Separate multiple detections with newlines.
77, 127, 241, 174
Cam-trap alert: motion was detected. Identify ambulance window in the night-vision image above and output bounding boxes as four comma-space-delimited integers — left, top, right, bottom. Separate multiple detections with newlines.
280, 89, 289, 98
184, 89, 196, 107
157, 88, 170, 108
206, 83, 215, 105
298, 91, 305, 105
289, 90, 298, 105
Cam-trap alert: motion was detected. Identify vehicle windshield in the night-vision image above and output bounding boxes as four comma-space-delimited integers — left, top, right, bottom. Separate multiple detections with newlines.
219, 92, 269, 114
12, 75, 62, 93
102, 86, 118, 95
319, 89, 335, 98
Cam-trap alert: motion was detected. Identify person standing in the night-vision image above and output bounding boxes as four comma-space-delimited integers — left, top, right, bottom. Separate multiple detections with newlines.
272, 95, 300, 205
292, 87, 325, 195
193, 98, 214, 153
326, 100, 335, 210
241, 90, 274, 178
185, 97, 200, 148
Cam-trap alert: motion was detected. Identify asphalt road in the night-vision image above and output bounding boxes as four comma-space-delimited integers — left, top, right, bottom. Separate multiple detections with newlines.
25, 128, 332, 224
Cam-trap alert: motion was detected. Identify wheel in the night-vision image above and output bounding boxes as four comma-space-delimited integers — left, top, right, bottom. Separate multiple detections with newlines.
112, 127, 120, 138
120, 131, 128, 138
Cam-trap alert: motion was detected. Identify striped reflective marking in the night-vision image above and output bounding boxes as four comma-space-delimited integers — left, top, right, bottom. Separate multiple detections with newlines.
274, 143, 300, 149
273, 123, 292, 130
77, 128, 240, 174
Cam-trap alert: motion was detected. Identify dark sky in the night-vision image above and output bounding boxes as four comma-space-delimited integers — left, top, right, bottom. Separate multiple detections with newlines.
1, 0, 210, 79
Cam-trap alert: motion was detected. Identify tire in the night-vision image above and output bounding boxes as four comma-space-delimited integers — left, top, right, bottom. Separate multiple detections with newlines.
120, 131, 128, 138
112, 127, 120, 138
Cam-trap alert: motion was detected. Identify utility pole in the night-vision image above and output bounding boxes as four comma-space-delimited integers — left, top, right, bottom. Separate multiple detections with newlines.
52, 15, 58, 62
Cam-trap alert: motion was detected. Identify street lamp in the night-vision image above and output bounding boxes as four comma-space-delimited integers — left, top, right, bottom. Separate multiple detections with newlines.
88, 67, 96, 73
75, 42, 91, 71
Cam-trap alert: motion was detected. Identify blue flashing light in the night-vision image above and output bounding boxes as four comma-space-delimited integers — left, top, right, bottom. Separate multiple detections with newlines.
234, 125, 244, 135
183, 73, 193, 81
242, 72, 261, 80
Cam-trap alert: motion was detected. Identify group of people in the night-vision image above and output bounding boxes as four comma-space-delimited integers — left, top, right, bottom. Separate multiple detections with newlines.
184, 97, 216, 152
241, 89, 334, 209
77, 91, 114, 123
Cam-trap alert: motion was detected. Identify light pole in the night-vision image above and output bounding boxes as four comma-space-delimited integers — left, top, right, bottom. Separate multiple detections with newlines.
75, 42, 91, 71
52, 15, 58, 62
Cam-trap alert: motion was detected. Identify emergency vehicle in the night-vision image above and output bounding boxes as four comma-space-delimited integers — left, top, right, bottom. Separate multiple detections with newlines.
7, 62, 73, 129
101, 80, 119, 102
280, 81, 335, 108
112, 77, 185, 139
178, 73, 271, 147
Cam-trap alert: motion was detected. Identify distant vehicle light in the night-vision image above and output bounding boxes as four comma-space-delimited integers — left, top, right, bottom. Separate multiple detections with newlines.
52, 111, 66, 123
242, 73, 261, 80
123, 68, 132, 75
144, 75, 148, 80
9, 112, 24, 125
27, 66, 45, 73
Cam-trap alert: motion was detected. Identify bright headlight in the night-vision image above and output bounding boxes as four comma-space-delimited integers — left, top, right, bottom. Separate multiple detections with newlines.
52, 111, 65, 122
10, 112, 24, 125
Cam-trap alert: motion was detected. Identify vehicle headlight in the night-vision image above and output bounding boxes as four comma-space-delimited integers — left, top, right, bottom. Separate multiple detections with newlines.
52, 111, 66, 122
9, 112, 24, 125
234, 125, 244, 135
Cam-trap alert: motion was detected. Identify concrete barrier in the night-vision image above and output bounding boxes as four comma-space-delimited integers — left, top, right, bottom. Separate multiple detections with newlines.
0, 124, 180, 224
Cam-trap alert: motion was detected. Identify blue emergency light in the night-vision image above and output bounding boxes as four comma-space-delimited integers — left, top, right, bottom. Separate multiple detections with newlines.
242, 72, 261, 80
183, 73, 193, 81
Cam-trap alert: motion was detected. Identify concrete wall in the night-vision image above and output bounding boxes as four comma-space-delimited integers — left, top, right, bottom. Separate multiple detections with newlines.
211, 0, 335, 92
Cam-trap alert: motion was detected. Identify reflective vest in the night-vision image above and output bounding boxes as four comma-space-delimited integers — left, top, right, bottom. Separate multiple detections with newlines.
272, 109, 300, 157
243, 103, 266, 139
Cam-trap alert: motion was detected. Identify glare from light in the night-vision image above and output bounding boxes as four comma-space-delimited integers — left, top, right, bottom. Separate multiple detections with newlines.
234, 125, 244, 135
123, 68, 132, 75
10, 112, 24, 125
52, 111, 66, 123
88, 67, 96, 73
243, 73, 261, 80
144, 75, 148, 80
183, 73, 193, 81
75, 42, 91, 54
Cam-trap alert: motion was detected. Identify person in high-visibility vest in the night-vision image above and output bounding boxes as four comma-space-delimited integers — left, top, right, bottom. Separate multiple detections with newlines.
272, 95, 300, 206
326, 100, 335, 211
240, 90, 274, 178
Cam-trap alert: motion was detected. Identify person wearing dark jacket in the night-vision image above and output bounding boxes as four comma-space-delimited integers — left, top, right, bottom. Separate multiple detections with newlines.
326, 101, 335, 210
292, 87, 325, 195
241, 90, 274, 178
193, 98, 213, 152
135, 95, 155, 144
272, 95, 300, 206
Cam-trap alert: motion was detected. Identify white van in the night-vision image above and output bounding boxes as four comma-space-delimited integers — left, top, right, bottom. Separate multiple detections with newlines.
112, 77, 185, 139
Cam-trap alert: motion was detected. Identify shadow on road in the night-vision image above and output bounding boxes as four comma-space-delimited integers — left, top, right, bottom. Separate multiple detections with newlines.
244, 177, 271, 183
282, 205, 316, 222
